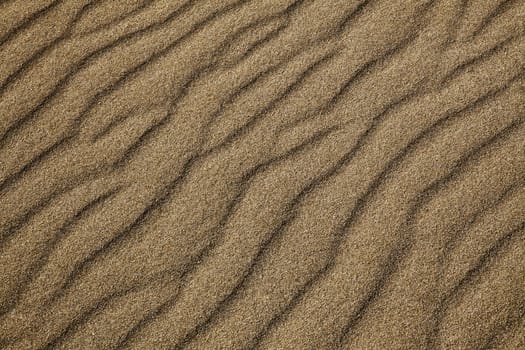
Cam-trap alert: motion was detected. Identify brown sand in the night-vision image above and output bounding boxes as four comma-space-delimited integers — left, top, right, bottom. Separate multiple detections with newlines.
0, 0, 524, 349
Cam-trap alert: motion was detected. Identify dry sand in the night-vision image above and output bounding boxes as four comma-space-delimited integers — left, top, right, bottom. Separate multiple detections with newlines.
0, 0, 524, 349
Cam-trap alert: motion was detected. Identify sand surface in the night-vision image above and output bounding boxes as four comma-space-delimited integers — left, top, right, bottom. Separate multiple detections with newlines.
0, 0, 524, 349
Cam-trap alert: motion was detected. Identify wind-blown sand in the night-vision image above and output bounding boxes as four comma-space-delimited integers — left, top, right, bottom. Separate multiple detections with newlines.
0, 0, 524, 349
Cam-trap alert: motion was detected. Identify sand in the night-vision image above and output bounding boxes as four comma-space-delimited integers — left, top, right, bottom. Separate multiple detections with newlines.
0, 0, 524, 349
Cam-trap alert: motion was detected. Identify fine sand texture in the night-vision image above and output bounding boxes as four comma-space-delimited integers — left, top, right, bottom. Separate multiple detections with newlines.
1, 1, 524, 349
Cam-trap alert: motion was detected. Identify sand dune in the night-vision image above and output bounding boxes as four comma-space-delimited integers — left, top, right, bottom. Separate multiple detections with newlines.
0, 0, 524, 349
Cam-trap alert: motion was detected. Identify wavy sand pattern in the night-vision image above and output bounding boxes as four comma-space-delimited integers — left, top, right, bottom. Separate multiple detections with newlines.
0, 0, 524, 349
